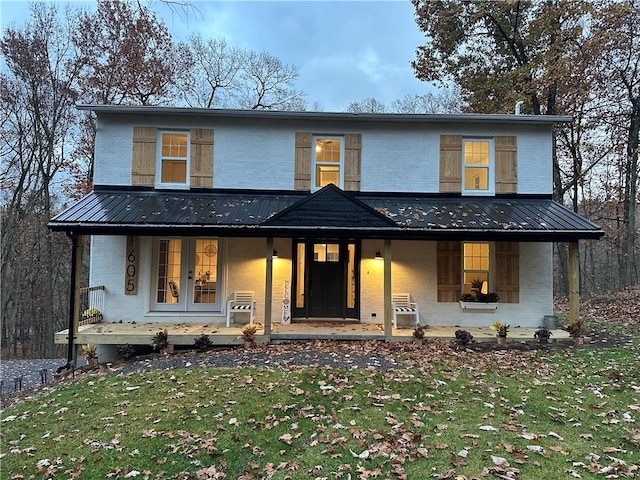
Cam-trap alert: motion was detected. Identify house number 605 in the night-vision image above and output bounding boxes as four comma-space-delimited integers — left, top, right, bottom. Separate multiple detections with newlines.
125, 235, 138, 295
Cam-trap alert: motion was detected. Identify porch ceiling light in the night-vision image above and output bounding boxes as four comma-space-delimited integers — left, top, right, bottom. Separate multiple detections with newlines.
272, 249, 278, 258
374, 250, 383, 260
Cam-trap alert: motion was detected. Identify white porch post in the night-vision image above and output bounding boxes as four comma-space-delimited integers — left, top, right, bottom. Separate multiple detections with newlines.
383, 239, 392, 339
568, 241, 580, 323
264, 237, 274, 336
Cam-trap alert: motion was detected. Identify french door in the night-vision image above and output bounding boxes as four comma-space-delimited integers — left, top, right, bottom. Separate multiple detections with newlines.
292, 239, 359, 320
154, 238, 221, 311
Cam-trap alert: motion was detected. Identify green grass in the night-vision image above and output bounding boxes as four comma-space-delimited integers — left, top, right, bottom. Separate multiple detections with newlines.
2, 331, 639, 479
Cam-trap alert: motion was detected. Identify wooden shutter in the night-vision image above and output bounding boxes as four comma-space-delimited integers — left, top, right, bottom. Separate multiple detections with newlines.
495, 136, 517, 193
294, 132, 312, 190
495, 241, 519, 303
190, 128, 214, 188
437, 241, 462, 302
439, 135, 462, 192
344, 134, 362, 191
132, 127, 156, 186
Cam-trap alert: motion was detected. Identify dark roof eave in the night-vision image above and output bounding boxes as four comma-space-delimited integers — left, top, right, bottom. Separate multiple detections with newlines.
48, 221, 604, 242
77, 104, 573, 125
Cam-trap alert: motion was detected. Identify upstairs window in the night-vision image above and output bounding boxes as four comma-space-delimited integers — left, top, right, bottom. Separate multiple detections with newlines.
157, 131, 190, 188
313, 136, 343, 189
463, 139, 493, 195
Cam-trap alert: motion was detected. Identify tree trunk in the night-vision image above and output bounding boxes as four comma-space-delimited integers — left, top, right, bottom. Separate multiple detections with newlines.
621, 98, 639, 287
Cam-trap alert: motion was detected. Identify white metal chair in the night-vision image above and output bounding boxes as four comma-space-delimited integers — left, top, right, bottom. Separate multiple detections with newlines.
226, 291, 255, 327
392, 293, 420, 328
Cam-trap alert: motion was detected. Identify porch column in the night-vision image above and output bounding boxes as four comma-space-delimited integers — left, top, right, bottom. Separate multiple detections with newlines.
67, 234, 83, 364
568, 241, 580, 323
383, 239, 392, 339
264, 237, 274, 336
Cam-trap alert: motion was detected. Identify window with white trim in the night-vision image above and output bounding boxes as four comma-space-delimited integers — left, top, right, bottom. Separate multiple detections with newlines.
312, 136, 344, 189
157, 131, 190, 188
463, 242, 490, 295
463, 139, 494, 195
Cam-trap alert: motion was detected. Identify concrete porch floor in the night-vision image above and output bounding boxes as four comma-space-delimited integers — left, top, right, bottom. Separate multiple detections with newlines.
56, 321, 570, 347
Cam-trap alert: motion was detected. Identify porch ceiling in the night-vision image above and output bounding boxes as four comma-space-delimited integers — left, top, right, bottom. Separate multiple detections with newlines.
48, 185, 604, 241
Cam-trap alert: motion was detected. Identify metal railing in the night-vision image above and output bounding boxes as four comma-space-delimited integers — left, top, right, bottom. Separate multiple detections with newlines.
80, 286, 105, 325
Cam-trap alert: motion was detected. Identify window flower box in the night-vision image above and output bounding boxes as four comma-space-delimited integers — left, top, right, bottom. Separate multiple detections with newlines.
459, 301, 499, 311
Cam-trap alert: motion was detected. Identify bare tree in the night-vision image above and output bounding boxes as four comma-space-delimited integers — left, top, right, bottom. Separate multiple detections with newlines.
347, 97, 388, 113
390, 88, 463, 114
178, 35, 244, 108
236, 50, 306, 110
1, 3, 84, 357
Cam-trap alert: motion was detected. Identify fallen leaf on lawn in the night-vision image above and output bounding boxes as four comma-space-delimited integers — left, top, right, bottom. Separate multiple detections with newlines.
279, 434, 293, 445
479, 425, 498, 431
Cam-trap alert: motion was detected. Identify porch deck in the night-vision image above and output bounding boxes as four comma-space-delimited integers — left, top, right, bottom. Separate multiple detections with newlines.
55, 322, 570, 347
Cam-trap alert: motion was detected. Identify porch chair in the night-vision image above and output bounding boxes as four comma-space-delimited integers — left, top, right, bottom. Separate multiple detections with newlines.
226, 291, 255, 327
392, 293, 420, 329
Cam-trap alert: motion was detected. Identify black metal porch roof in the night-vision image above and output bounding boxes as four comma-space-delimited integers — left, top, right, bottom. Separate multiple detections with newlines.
48, 185, 604, 242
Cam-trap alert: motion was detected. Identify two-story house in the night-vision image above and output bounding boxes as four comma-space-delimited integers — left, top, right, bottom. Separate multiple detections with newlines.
49, 106, 603, 361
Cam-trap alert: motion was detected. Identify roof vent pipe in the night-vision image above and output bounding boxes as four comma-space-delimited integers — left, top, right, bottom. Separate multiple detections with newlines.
515, 101, 524, 115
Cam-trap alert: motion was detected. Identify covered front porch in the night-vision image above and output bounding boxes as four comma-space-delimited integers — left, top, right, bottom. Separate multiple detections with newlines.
55, 321, 570, 351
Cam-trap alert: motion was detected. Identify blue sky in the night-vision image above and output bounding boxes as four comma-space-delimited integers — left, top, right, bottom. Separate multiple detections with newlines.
1, 0, 433, 111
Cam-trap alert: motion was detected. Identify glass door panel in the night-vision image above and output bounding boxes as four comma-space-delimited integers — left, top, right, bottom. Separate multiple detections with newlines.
156, 239, 182, 305
192, 239, 218, 305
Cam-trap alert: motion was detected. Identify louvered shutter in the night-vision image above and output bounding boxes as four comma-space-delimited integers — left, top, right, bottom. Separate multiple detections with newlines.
495, 242, 519, 303
132, 127, 156, 186
439, 135, 462, 192
495, 136, 517, 193
437, 241, 462, 302
190, 128, 214, 187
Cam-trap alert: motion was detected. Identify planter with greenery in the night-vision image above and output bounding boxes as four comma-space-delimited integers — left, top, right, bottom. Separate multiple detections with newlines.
455, 329, 474, 346
534, 327, 553, 344
240, 325, 257, 347
564, 319, 586, 344
116, 344, 136, 360
491, 321, 510, 344
81, 344, 98, 367
459, 283, 500, 310
193, 334, 213, 351
81, 307, 102, 324
412, 325, 426, 345
151, 329, 171, 354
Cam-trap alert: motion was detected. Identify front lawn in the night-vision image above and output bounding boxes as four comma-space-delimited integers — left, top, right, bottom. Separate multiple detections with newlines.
2, 332, 638, 479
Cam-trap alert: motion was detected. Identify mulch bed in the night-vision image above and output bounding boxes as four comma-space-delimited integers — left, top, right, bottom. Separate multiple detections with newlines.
1, 330, 634, 409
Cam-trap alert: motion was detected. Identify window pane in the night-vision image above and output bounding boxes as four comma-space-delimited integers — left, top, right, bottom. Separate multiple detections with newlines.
347, 243, 356, 309
316, 165, 340, 187
464, 167, 489, 190
296, 243, 305, 308
464, 141, 489, 165
314, 243, 340, 262
193, 239, 217, 304
162, 133, 188, 158
463, 242, 489, 294
161, 159, 187, 183
157, 239, 181, 304
315, 138, 341, 162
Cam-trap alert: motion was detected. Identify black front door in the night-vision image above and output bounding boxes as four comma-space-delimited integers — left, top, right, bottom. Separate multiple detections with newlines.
293, 240, 359, 320
309, 243, 343, 317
